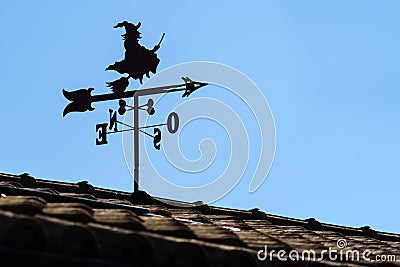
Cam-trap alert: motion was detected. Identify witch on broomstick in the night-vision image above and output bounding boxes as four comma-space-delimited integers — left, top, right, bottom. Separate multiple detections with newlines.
106, 21, 165, 94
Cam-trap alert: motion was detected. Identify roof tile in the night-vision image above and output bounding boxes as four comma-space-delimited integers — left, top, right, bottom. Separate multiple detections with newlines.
0, 196, 46, 215
0, 210, 46, 249
140, 215, 197, 239
93, 209, 145, 230
43, 203, 94, 223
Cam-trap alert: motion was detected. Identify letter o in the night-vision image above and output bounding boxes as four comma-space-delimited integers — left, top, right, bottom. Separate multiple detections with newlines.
167, 112, 179, 134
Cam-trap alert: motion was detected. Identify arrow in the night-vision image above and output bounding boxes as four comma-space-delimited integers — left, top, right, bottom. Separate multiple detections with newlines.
62, 78, 208, 116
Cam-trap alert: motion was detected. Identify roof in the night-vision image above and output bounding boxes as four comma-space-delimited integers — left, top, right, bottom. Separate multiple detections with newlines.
0, 172, 398, 267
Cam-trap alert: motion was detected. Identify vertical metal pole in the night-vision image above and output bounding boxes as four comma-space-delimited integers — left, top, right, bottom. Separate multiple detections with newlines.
133, 95, 139, 193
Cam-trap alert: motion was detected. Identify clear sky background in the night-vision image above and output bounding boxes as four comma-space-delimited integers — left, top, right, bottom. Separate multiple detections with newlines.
1, 1, 399, 233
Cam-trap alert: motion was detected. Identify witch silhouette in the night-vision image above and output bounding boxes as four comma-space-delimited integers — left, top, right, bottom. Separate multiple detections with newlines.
106, 21, 165, 94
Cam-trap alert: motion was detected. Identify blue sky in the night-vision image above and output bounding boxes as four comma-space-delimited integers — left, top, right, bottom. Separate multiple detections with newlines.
1, 1, 399, 233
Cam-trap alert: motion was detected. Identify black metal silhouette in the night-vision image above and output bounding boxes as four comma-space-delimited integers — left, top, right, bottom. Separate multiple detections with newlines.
62, 21, 208, 194
106, 21, 165, 93
63, 78, 207, 193
62, 79, 207, 116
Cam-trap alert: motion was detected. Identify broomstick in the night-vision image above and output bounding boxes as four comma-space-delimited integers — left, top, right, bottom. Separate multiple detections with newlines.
153, 33, 165, 52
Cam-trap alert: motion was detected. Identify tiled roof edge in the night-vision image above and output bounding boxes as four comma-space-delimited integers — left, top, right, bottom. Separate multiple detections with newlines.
1, 172, 399, 241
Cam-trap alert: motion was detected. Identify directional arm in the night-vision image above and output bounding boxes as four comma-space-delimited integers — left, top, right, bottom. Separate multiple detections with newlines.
62, 78, 208, 116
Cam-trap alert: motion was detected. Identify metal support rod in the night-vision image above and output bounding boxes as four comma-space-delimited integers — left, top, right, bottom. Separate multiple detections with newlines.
133, 95, 139, 193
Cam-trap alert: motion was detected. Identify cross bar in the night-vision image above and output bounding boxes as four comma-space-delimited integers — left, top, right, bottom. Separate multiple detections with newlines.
62, 79, 208, 116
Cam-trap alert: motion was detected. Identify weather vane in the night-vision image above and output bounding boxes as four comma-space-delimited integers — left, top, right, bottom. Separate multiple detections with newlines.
62, 20, 208, 193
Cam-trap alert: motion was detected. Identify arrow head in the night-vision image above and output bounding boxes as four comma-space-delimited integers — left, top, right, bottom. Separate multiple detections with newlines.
181, 81, 208, 98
